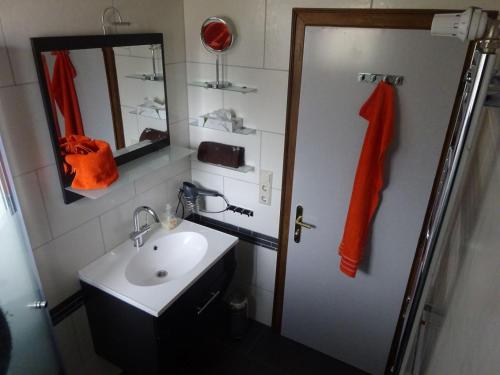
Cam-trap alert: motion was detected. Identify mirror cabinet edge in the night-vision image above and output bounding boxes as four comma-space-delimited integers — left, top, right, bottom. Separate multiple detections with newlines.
30, 33, 169, 204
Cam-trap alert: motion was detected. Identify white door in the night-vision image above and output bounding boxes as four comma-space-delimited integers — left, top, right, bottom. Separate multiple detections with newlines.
281, 26, 467, 374
0, 141, 61, 374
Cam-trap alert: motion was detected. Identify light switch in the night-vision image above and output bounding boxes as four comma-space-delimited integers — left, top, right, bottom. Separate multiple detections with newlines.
259, 170, 273, 206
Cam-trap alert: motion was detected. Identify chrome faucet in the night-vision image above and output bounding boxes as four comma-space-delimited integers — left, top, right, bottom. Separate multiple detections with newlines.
129, 206, 160, 247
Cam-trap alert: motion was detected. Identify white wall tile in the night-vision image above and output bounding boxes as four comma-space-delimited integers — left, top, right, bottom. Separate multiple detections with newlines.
0, 0, 112, 84
254, 245, 277, 293
134, 175, 184, 215
373, 0, 500, 9
232, 241, 276, 293
33, 218, 105, 306
114, 0, 186, 64
134, 157, 190, 194
0, 83, 55, 176
265, 0, 371, 70
223, 66, 288, 134
260, 132, 285, 189
37, 164, 135, 237
13, 172, 52, 248
0, 19, 14, 87
189, 125, 260, 184
169, 120, 190, 148
222, 178, 281, 238
99, 199, 136, 251
248, 285, 274, 326
187, 63, 224, 118
184, 0, 266, 68
191, 168, 225, 221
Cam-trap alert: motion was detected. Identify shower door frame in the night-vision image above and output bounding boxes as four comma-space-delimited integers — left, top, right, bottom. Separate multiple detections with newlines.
273, 7, 496, 373
390, 40, 499, 373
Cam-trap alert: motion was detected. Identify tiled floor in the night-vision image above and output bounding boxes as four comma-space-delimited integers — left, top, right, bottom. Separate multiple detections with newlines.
182, 320, 368, 375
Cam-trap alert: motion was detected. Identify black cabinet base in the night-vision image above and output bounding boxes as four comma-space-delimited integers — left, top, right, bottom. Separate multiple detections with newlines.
81, 248, 236, 374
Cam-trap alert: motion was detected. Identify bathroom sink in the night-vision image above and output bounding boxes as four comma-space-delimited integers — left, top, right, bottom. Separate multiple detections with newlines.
79, 220, 238, 316
125, 232, 208, 286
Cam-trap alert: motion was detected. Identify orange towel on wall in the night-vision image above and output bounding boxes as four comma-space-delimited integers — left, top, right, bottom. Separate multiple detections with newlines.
51, 51, 85, 136
339, 82, 395, 278
60, 135, 119, 190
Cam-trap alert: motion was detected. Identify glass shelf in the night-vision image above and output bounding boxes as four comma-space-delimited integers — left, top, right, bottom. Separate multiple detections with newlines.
189, 121, 256, 135
66, 146, 194, 200
196, 159, 255, 173
130, 107, 167, 120
125, 73, 164, 82
188, 81, 257, 94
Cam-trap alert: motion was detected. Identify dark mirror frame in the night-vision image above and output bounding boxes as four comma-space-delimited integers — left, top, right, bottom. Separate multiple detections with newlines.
31, 33, 170, 204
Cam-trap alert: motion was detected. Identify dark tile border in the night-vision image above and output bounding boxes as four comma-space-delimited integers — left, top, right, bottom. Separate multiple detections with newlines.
50, 290, 84, 326
186, 214, 279, 251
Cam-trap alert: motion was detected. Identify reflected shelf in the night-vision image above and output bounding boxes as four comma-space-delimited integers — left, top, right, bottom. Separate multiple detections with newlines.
126, 73, 164, 82
66, 145, 194, 200
189, 121, 256, 135
188, 81, 257, 94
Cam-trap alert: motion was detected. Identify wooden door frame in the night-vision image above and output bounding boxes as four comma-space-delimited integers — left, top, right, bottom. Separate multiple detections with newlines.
272, 7, 495, 372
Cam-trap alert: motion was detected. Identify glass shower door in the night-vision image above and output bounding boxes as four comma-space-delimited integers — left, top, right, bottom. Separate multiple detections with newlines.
0, 142, 61, 374
400, 64, 500, 374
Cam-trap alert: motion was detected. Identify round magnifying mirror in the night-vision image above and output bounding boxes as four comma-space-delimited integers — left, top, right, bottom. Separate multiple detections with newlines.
200, 17, 235, 54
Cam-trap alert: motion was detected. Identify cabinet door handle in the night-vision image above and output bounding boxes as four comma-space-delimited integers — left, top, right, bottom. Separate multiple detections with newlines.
196, 290, 220, 315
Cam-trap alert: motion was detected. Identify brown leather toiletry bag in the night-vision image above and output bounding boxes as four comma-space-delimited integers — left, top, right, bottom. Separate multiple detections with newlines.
197, 141, 245, 168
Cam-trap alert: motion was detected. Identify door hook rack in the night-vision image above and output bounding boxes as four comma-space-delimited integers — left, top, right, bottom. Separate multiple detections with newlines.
358, 73, 404, 86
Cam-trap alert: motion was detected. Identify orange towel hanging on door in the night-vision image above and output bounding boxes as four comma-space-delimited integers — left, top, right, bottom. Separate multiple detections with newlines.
339, 82, 395, 278
51, 51, 85, 136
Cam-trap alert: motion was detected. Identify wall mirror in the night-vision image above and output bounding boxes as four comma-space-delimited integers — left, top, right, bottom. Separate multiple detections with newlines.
32, 33, 169, 204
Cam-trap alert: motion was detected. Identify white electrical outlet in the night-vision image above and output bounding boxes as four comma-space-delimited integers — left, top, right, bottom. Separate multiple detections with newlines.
259, 170, 273, 205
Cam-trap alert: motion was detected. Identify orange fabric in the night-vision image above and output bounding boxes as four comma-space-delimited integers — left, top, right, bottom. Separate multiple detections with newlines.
339, 82, 395, 278
60, 135, 119, 190
41, 54, 61, 138
51, 51, 85, 136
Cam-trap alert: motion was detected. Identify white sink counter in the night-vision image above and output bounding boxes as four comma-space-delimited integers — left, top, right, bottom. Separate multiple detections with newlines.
79, 220, 238, 317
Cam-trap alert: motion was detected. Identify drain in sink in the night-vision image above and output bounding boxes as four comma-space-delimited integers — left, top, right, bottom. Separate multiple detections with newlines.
156, 270, 168, 278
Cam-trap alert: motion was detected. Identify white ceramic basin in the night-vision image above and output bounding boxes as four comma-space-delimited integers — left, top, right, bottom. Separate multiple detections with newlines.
125, 231, 208, 286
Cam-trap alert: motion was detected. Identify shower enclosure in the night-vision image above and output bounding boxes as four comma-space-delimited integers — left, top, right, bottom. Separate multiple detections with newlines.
0, 139, 61, 374
392, 32, 500, 374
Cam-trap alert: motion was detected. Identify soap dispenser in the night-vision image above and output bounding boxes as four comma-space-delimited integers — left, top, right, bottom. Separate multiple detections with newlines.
160, 203, 178, 230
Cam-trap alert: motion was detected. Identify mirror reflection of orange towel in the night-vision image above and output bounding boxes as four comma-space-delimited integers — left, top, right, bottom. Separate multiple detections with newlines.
60, 135, 119, 190
339, 82, 395, 278
51, 51, 85, 136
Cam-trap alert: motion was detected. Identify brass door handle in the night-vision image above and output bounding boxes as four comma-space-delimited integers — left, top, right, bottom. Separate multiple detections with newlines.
294, 206, 316, 243
295, 215, 315, 230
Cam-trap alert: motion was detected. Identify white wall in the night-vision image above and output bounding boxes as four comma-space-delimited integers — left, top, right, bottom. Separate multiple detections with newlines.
0, 0, 189, 374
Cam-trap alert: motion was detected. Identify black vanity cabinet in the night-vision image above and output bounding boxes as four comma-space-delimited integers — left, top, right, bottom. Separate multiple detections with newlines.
81, 248, 236, 374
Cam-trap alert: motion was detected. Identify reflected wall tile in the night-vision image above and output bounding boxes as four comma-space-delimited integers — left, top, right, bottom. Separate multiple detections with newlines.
165, 62, 188, 124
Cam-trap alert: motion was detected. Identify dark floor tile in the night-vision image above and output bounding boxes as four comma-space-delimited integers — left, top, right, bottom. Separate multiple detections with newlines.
248, 329, 367, 375
219, 319, 268, 355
